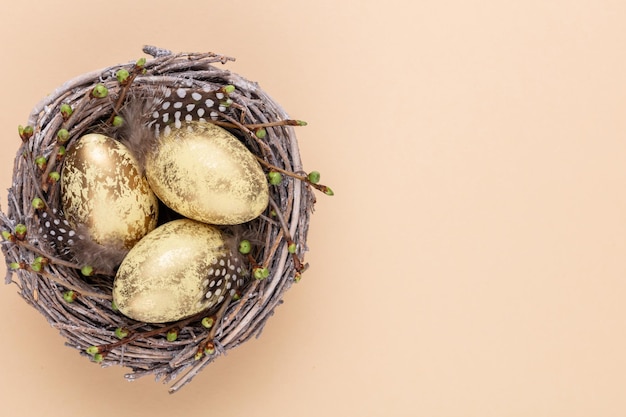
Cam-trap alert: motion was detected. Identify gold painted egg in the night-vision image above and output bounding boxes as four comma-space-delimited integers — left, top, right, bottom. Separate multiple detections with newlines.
145, 122, 269, 225
61, 133, 159, 251
112, 219, 245, 323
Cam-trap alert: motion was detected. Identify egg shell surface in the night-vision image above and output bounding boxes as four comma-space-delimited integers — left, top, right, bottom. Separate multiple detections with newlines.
112, 219, 232, 323
145, 122, 269, 225
61, 133, 158, 250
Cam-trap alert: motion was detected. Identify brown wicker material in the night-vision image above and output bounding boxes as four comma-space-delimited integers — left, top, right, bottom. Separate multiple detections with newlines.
0, 46, 317, 393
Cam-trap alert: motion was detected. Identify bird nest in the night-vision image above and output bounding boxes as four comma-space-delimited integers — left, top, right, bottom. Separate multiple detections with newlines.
0, 46, 328, 393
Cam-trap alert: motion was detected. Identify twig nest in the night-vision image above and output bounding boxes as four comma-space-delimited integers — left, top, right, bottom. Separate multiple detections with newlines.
145, 122, 269, 225
0, 46, 325, 393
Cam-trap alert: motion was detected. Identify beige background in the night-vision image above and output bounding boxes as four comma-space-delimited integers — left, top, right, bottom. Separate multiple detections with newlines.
1, 0, 626, 416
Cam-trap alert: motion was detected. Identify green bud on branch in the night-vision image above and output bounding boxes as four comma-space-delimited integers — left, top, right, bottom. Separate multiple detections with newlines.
253, 267, 270, 280
14, 224, 27, 240
255, 128, 267, 139
116, 68, 130, 84
201, 317, 214, 329
288, 242, 297, 254
268, 171, 282, 185
48, 172, 61, 183
60, 103, 73, 119
112, 116, 124, 127
114, 327, 129, 339
86, 346, 100, 355
239, 239, 251, 255
18, 125, 34, 141
204, 342, 216, 355
35, 156, 47, 170
307, 171, 321, 184
92, 84, 108, 98
31, 198, 45, 210
57, 129, 69, 144
63, 290, 77, 303
166, 329, 178, 342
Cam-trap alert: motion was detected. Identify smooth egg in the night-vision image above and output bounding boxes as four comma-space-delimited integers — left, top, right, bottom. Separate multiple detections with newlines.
61, 133, 159, 252
112, 219, 245, 323
145, 122, 269, 225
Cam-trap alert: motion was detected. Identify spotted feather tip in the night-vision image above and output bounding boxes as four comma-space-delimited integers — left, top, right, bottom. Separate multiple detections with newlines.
38, 208, 127, 275
117, 85, 231, 172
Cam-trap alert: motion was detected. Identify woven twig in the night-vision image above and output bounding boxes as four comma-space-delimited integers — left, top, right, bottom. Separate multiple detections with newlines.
0, 46, 315, 393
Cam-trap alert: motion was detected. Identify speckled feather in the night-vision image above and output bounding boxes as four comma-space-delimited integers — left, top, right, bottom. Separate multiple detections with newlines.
37, 208, 127, 274
117, 85, 230, 173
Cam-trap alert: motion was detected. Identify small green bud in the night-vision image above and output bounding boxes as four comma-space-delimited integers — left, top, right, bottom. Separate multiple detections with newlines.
253, 268, 263, 280
14, 224, 27, 240
86, 346, 100, 355
194, 350, 204, 360
307, 171, 321, 184
18, 125, 34, 141
288, 242, 297, 254
201, 317, 214, 329
93, 353, 104, 363
220, 98, 233, 108
268, 171, 282, 185
31, 198, 45, 210
239, 239, 251, 255
114, 327, 129, 339
35, 156, 47, 170
253, 267, 270, 280
255, 128, 267, 139
232, 291, 241, 301
92, 84, 108, 98
112, 115, 124, 127
204, 342, 215, 355
2, 230, 12, 240
57, 146, 66, 159
166, 329, 178, 342
9, 262, 21, 270
34, 256, 46, 266
136, 57, 146, 68
294, 272, 302, 283
63, 290, 77, 303
111, 300, 118, 312
270, 209, 277, 217
56, 128, 69, 144
324, 186, 334, 196
48, 172, 61, 183
60, 103, 73, 119
296, 120, 308, 126
31, 261, 42, 272
81, 265, 94, 276
222, 85, 236, 94
115, 68, 130, 84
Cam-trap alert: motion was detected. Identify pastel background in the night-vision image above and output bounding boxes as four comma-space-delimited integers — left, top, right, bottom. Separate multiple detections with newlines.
2, 1, 626, 416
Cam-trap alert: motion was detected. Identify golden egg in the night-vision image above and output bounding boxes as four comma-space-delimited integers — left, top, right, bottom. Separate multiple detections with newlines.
145, 122, 269, 225
61, 133, 159, 252
112, 219, 245, 323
